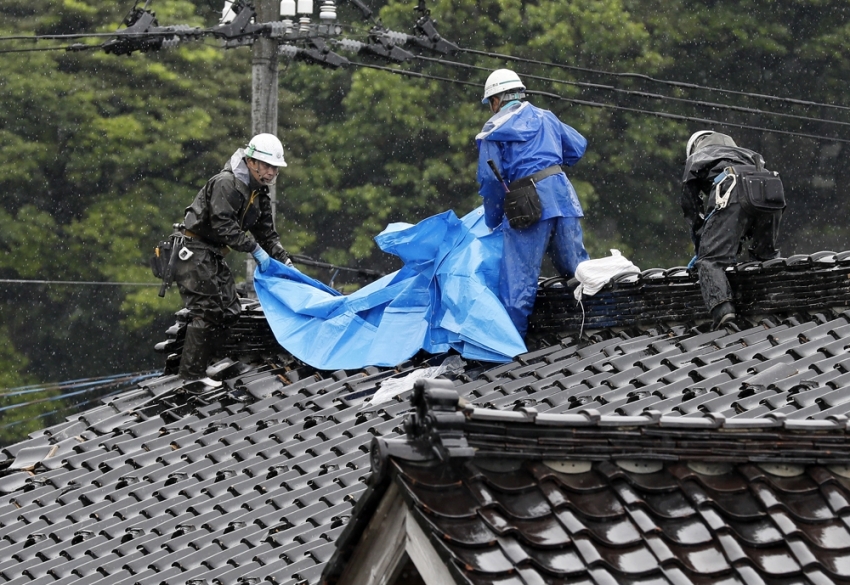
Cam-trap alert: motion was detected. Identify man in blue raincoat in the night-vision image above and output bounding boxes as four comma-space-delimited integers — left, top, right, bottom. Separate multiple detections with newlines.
476, 68, 590, 337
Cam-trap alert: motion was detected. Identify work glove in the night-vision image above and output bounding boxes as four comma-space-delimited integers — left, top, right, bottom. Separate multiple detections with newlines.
687, 255, 698, 270
251, 245, 271, 272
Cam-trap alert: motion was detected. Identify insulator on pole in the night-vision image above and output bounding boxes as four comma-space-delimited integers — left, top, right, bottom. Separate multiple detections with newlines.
267, 21, 287, 37
279, 44, 299, 58
221, 0, 236, 24
280, 0, 296, 17
319, 0, 336, 20
297, 0, 313, 14
335, 38, 363, 52
382, 30, 410, 44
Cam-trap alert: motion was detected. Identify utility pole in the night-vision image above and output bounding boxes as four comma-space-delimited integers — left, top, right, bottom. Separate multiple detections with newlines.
246, 0, 280, 291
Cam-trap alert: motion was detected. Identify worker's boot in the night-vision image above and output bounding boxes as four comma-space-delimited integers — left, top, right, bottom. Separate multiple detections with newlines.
710, 301, 737, 331
178, 324, 221, 387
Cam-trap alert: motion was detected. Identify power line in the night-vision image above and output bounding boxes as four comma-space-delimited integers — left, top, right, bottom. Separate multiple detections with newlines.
526, 89, 850, 144
0, 30, 198, 41
0, 46, 87, 54
347, 61, 850, 144
0, 279, 160, 286
0, 371, 160, 427
0, 371, 160, 397
459, 46, 850, 114
415, 54, 850, 130
2, 8, 847, 142
3, 23, 849, 116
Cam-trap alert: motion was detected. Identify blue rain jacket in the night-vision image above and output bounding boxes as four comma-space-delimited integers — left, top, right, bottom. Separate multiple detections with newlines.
253, 207, 527, 370
476, 101, 587, 229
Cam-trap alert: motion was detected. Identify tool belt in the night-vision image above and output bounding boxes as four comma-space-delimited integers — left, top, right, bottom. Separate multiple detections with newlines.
713, 165, 785, 214
150, 238, 174, 280
151, 224, 185, 297
503, 165, 562, 230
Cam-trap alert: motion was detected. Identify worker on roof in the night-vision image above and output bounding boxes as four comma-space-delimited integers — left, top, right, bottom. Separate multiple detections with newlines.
174, 133, 293, 382
682, 130, 785, 329
476, 68, 590, 337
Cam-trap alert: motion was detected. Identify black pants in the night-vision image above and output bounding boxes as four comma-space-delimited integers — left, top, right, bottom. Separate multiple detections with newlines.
173, 239, 240, 378
697, 199, 782, 313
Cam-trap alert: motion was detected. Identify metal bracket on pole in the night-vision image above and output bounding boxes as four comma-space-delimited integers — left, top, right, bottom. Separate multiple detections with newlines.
211, 3, 265, 47
279, 39, 349, 68
102, 7, 201, 55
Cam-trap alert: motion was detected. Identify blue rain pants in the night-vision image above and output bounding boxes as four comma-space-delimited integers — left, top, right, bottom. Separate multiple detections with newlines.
500, 216, 589, 337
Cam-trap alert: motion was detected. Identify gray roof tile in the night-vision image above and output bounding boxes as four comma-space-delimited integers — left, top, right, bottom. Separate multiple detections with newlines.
8, 256, 850, 585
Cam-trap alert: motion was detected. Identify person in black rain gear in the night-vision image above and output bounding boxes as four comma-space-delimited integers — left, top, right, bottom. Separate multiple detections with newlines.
682, 130, 785, 329
174, 133, 292, 382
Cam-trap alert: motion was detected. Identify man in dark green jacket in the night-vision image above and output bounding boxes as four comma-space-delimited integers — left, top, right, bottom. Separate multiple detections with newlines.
174, 133, 292, 381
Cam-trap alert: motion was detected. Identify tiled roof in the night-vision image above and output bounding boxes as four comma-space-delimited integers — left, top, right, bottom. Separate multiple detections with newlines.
530, 250, 850, 334
0, 252, 849, 585
348, 451, 850, 584
326, 379, 850, 584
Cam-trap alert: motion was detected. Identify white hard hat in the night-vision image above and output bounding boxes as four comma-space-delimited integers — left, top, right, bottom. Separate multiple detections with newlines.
482, 69, 526, 104
686, 130, 714, 157
245, 133, 287, 167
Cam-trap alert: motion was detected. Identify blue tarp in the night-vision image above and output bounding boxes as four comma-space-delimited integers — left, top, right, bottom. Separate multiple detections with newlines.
253, 207, 527, 370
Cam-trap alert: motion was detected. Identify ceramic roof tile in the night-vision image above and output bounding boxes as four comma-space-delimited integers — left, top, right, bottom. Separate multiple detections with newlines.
7, 260, 850, 585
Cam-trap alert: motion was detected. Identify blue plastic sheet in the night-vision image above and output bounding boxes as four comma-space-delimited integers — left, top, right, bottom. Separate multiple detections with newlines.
254, 207, 527, 370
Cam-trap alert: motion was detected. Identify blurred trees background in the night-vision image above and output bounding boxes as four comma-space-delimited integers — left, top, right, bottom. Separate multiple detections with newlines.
1, 0, 849, 438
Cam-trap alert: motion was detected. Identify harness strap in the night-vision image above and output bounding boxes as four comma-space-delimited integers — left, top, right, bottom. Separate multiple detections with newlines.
508, 165, 563, 191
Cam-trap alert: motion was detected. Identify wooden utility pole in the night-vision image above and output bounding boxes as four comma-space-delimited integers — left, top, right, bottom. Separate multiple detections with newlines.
246, 0, 280, 289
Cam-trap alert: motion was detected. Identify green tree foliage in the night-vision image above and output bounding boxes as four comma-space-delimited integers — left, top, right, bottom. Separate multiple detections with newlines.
0, 0, 252, 385
1, 0, 849, 444
0, 325, 51, 448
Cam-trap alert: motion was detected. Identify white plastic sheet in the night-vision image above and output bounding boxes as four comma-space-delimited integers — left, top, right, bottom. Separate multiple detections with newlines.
365, 355, 466, 407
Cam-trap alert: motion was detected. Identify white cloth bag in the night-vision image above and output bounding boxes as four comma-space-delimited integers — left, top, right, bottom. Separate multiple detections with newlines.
573, 250, 640, 301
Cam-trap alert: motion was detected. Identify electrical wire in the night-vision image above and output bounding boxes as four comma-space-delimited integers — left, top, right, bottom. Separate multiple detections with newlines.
348, 60, 850, 144
0, 371, 159, 397
0, 30, 200, 41
526, 89, 850, 144
459, 46, 850, 114
0, 46, 91, 54
0, 371, 160, 430
1, 16, 847, 141
2, 25, 849, 115
414, 54, 850, 130
0, 279, 160, 286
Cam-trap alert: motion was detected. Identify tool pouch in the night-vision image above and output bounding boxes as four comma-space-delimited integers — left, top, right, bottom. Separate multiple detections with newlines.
504, 183, 542, 230
733, 167, 786, 214
150, 239, 173, 279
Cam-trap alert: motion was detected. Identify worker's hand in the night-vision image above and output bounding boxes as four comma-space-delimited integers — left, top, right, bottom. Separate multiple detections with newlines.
252, 246, 271, 272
